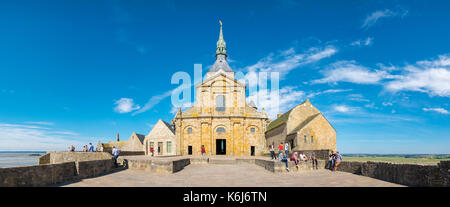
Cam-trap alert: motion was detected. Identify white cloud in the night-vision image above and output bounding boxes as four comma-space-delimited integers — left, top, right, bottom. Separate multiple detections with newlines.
24, 121, 54, 126
385, 54, 450, 97
312, 61, 389, 84
423, 108, 449, 115
244, 45, 338, 80
333, 105, 358, 113
351, 37, 374, 47
362, 8, 408, 29
382, 102, 393, 106
307, 89, 352, 98
247, 86, 305, 119
0, 123, 87, 151
114, 98, 141, 113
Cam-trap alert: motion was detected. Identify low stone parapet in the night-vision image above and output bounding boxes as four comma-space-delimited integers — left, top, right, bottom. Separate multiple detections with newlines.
39, 151, 113, 165
0, 158, 116, 187
337, 160, 449, 187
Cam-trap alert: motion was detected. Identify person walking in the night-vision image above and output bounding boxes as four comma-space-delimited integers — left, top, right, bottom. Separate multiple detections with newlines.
333, 151, 342, 172
150, 146, 154, 156
284, 142, 289, 157
112, 146, 120, 168
88, 143, 94, 152
311, 152, 318, 170
201, 145, 206, 160
269, 142, 276, 160
278, 142, 284, 161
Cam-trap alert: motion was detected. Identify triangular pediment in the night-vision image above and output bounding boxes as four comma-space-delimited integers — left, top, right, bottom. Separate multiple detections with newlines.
197, 72, 245, 88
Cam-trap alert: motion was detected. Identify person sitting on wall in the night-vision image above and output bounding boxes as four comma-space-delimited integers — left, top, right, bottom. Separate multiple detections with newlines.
299, 152, 307, 162
112, 146, 120, 168
311, 152, 318, 170
333, 151, 342, 172
327, 151, 336, 170
280, 150, 289, 172
291, 151, 299, 169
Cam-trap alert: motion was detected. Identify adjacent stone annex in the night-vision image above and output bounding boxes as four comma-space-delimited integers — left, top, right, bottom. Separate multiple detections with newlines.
265, 99, 336, 154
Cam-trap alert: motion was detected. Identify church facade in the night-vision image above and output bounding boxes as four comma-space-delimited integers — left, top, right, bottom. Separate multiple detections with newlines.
172, 22, 270, 156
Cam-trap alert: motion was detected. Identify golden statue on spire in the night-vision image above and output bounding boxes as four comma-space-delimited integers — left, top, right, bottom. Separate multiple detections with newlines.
219, 19, 222, 26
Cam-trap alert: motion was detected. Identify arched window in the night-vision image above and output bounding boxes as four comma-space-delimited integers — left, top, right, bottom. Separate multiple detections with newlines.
216, 95, 225, 111
187, 127, 192, 134
216, 127, 226, 133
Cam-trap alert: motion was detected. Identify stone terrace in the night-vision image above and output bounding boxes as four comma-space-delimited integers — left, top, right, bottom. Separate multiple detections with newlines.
62, 164, 403, 187
60, 155, 404, 187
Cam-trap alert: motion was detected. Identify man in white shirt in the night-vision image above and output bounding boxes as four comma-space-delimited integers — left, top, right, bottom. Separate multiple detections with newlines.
284, 142, 289, 157
112, 146, 120, 168
299, 152, 307, 161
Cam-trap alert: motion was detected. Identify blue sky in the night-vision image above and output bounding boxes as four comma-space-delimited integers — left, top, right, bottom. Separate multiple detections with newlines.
0, 0, 449, 153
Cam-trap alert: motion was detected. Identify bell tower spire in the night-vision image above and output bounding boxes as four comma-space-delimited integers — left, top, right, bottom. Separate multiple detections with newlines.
209, 20, 232, 73
215, 20, 227, 58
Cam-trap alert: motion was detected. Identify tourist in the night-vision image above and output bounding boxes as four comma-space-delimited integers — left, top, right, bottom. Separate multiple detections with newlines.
201, 145, 206, 160
82, 145, 86, 152
278, 142, 284, 161
99, 145, 104, 152
333, 151, 342, 172
299, 152, 307, 162
67, 146, 71, 152
284, 142, 289, 157
71, 145, 75, 152
280, 150, 289, 172
150, 146, 154, 156
112, 146, 120, 168
88, 143, 94, 152
269, 142, 276, 160
311, 152, 318, 170
292, 151, 299, 169
327, 151, 336, 170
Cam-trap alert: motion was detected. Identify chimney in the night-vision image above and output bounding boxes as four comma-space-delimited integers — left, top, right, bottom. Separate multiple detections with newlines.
277, 114, 282, 118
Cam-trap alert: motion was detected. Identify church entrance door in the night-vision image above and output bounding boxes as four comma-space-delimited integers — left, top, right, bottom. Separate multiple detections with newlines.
216, 139, 226, 155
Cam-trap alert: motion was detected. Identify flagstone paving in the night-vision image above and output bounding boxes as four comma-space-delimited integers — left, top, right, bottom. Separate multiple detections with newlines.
61, 164, 404, 187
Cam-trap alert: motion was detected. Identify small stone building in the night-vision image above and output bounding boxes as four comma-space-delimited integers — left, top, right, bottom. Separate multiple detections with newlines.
144, 119, 176, 156
265, 99, 336, 153
99, 132, 145, 154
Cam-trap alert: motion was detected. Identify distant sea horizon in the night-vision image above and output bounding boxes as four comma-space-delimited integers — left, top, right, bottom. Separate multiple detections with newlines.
0, 151, 46, 168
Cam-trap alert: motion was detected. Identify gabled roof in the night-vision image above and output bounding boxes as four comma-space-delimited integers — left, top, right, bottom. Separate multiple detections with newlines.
161, 120, 175, 134
287, 113, 321, 135
266, 108, 293, 132
266, 99, 310, 132
135, 133, 146, 144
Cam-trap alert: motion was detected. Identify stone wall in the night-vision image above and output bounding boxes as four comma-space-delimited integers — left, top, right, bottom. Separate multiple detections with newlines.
39, 152, 113, 165
2, 157, 117, 187
337, 161, 449, 187
439, 161, 450, 187
122, 157, 190, 173
0, 162, 76, 187
76, 159, 115, 179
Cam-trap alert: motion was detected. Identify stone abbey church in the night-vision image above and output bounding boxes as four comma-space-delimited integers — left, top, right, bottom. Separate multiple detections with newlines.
101, 23, 336, 157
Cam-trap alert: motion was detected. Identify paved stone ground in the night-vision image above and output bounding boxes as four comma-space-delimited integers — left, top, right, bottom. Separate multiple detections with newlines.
62, 164, 404, 187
